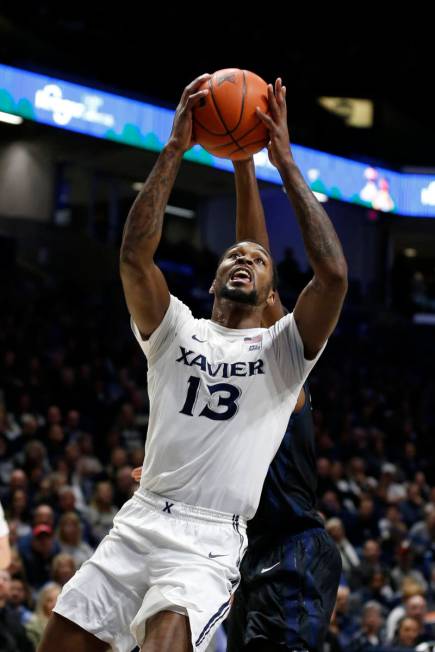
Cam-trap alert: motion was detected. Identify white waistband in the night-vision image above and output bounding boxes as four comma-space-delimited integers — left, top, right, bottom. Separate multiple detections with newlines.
135, 487, 247, 529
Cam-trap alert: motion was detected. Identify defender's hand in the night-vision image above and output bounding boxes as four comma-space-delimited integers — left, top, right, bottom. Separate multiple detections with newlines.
131, 467, 142, 482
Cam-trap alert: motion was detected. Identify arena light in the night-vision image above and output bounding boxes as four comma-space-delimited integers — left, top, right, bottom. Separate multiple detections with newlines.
318, 97, 373, 128
403, 248, 417, 258
132, 184, 195, 219
0, 111, 23, 125
165, 205, 195, 219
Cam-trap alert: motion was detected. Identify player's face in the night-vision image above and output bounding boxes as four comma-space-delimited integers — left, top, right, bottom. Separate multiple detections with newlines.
211, 242, 274, 307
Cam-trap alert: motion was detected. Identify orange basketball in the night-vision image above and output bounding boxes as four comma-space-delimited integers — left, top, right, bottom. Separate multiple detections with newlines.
192, 68, 269, 160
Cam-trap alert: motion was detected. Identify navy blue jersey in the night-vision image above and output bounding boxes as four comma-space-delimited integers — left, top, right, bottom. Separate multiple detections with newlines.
249, 386, 323, 536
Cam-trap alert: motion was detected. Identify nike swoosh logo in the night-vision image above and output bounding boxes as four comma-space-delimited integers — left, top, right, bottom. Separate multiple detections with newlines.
260, 562, 280, 574
192, 334, 207, 343
208, 553, 228, 559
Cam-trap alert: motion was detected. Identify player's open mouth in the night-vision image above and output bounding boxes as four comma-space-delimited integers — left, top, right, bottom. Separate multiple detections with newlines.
229, 267, 253, 285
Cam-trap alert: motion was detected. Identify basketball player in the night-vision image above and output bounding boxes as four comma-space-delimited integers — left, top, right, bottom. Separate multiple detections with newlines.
131, 157, 340, 652
0, 499, 11, 569
226, 157, 342, 652
39, 74, 347, 652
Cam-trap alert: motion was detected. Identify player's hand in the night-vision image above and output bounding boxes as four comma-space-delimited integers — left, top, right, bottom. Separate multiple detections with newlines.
256, 78, 293, 169
131, 467, 142, 482
167, 73, 211, 153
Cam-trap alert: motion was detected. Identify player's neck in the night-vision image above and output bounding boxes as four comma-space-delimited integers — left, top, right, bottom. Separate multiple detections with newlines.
210, 300, 263, 330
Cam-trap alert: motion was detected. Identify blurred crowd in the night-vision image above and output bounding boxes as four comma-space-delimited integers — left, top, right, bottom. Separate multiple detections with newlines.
0, 258, 434, 651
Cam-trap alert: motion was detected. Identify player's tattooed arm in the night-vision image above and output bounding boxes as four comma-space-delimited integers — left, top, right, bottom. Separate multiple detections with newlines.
233, 157, 285, 326
120, 74, 210, 338
257, 78, 347, 358
121, 144, 183, 264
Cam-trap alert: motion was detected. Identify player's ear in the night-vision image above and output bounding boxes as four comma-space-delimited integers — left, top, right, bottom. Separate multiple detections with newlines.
266, 288, 275, 307
209, 279, 216, 295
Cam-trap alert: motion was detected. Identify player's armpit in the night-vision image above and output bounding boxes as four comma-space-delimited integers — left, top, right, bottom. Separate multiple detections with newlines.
261, 290, 286, 327
120, 261, 170, 340
293, 275, 347, 360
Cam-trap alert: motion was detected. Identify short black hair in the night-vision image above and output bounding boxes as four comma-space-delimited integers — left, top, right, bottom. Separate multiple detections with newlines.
218, 240, 279, 290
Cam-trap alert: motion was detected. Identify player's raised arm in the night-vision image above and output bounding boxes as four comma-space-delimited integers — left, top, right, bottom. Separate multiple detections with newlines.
256, 78, 348, 359
233, 157, 285, 325
120, 73, 211, 339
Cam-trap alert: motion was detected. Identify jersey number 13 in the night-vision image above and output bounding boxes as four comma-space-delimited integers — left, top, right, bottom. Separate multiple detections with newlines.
180, 376, 241, 421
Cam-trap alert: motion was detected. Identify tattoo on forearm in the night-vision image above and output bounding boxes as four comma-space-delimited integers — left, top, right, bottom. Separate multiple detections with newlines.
281, 166, 345, 270
121, 147, 182, 262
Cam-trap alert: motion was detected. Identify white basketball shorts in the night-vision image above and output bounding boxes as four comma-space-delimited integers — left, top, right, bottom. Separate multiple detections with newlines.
53, 487, 247, 651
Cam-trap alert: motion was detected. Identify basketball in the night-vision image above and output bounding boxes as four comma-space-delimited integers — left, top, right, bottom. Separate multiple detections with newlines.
192, 68, 269, 160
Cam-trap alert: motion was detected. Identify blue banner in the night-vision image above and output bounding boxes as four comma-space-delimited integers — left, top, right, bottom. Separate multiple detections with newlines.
1, 63, 434, 218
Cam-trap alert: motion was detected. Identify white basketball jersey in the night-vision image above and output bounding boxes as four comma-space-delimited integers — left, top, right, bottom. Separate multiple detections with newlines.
131, 295, 326, 519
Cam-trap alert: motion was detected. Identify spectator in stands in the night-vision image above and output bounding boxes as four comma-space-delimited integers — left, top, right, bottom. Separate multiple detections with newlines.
25, 582, 61, 649
391, 540, 428, 592
0, 569, 34, 651
350, 497, 380, 547
0, 434, 14, 486
1, 469, 28, 505
326, 517, 360, 580
113, 465, 135, 508
378, 463, 407, 503
334, 585, 359, 649
50, 553, 76, 587
401, 482, 425, 526
7, 577, 33, 624
18, 524, 60, 589
348, 601, 385, 651
357, 569, 395, 610
410, 506, 435, 568
86, 480, 117, 544
352, 539, 384, 588
57, 512, 92, 567
386, 591, 428, 641
379, 503, 408, 560
16, 504, 56, 558
6, 488, 31, 537
8, 547, 26, 579
391, 616, 420, 648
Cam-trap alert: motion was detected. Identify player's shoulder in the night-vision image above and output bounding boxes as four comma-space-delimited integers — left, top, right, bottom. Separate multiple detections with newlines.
267, 310, 294, 332
264, 310, 294, 344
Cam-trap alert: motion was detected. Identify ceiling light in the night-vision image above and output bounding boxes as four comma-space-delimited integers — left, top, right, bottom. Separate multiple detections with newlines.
0, 111, 23, 125
403, 248, 417, 258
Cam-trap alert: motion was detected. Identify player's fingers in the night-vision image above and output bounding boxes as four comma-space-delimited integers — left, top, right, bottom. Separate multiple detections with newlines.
183, 73, 211, 99
186, 88, 209, 108
267, 84, 280, 121
275, 78, 285, 108
281, 85, 287, 114
256, 107, 274, 129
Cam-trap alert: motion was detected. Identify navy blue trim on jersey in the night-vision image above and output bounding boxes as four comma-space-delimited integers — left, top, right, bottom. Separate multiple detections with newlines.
195, 597, 232, 647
